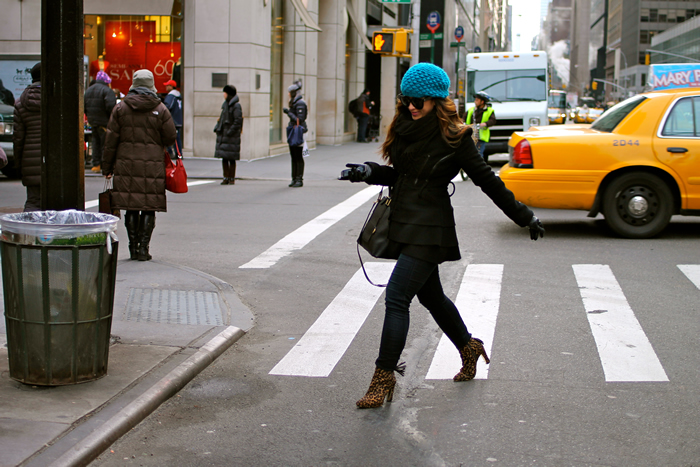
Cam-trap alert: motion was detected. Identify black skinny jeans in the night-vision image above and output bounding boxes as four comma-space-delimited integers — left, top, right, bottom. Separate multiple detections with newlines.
375, 253, 472, 371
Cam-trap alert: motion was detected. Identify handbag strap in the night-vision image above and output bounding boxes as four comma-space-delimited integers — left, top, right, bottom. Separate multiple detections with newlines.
357, 187, 390, 288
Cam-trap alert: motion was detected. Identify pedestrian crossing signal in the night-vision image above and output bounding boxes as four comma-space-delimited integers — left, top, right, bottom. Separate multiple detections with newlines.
373, 32, 394, 54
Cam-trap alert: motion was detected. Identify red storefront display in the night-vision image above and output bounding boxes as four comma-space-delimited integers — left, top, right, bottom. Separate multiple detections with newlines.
102, 21, 181, 94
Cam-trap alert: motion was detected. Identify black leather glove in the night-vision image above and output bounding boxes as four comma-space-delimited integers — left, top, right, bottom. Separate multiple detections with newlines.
339, 163, 372, 182
528, 216, 545, 240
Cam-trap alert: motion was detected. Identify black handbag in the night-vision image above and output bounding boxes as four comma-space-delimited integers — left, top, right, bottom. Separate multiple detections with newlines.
357, 188, 400, 287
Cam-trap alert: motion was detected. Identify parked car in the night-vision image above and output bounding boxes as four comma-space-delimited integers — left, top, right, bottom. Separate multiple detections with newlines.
500, 88, 700, 238
0, 102, 18, 178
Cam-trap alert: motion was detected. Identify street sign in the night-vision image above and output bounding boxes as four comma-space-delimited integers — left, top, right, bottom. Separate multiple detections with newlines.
427, 11, 441, 34
455, 26, 464, 42
450, 42, 466, 47
381, 0, 412, 3
420, 33, 442, 40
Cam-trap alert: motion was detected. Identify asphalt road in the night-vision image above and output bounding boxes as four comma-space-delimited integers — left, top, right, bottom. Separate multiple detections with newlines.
2, 147, 700, 466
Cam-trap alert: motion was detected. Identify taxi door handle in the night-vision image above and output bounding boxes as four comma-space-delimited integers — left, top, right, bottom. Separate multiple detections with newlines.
667, 147, 688, 154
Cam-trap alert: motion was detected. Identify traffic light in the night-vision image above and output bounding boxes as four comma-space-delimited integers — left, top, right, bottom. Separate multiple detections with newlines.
371, 28, 413, 57
373, 31, 394, 54
592, 81, 598, 90
645, 53, 650, 65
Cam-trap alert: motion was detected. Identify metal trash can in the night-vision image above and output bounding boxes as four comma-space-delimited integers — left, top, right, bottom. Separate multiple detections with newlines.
0, 210, 119, 385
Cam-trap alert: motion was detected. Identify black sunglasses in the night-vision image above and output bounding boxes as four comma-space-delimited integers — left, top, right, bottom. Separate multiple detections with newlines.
397, 94, 429, 110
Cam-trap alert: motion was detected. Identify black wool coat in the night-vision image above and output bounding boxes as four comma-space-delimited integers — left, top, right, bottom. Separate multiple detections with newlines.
13, 83, 42, 187
214, 95, 242, 161
365, 122, 533, 263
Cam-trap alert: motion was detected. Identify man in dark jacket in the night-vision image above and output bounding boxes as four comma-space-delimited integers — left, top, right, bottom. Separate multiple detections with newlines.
356, 89, 374, 143
163, 79, 183, 155
0, 79, 14, 106
13, 62, 42, 211
84, 70, 116, 172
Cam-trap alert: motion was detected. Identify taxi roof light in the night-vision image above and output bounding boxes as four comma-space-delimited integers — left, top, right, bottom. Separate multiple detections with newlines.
513, 139, 533, 167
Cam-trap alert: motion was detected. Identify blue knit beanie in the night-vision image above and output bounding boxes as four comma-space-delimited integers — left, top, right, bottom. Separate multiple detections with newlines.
400, 63, 450, 99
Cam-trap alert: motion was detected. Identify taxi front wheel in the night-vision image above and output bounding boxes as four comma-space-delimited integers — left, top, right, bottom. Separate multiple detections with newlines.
602, 172, 673, 239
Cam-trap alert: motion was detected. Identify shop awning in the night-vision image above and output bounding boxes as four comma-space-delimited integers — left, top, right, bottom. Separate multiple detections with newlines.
289, 0, 322, 32
84, 0, 174, 15
346, 0, 372, 51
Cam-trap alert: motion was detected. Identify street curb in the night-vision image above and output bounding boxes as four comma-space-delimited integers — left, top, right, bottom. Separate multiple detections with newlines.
47, 326, 245, 467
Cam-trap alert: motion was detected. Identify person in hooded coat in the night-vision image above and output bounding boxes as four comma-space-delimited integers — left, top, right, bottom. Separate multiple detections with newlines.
283, 80, 308, 187
13, 62, 42, 211
214, 84, 242, 185
102, 69, 177, 262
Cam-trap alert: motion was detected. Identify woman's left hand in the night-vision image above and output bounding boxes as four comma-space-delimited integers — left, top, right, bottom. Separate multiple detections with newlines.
105, 173, 113, 179
528, 216, 545, 240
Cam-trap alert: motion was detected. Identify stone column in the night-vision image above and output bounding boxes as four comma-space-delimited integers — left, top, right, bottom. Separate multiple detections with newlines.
316, 0, 346, 145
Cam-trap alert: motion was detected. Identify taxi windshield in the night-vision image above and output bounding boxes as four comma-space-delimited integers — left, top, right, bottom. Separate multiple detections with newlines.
590, 95, 647, 132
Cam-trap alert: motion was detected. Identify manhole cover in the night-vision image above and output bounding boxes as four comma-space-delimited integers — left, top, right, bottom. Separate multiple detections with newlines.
125, 288, 223, 325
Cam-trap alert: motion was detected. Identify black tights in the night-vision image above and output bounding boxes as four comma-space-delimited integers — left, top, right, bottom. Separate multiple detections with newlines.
222, 159, 236, 178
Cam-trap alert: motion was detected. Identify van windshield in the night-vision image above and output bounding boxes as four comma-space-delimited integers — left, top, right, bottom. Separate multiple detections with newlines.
590, 95, 647, 132
548, 93, 566, 108
468, 69, 547, 102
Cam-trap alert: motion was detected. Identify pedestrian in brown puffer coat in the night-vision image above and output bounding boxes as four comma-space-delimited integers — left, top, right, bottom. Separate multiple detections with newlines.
13, 62, 42, 211
102, 69, 177, 261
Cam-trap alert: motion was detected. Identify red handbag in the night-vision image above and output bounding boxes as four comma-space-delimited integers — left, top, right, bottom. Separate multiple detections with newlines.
164, 151, 188, 193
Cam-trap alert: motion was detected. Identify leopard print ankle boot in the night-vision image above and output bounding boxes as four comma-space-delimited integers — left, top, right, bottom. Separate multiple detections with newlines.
453, 337, 490, 382
356, 366, 402, 409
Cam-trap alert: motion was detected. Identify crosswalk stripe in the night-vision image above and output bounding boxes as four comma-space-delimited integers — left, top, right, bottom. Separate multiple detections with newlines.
572, 264, 668, 382
240, 185, 381, 269
678, 265, 700, 290
425, 264, 503, 380
269, 262, 394, 377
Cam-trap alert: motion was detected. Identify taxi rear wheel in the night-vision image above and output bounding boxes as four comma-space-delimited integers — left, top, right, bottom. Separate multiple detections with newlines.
602, 172, 673, 239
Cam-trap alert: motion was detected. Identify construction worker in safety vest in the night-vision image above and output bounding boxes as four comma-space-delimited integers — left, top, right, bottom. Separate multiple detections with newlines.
465, 91, 496, 159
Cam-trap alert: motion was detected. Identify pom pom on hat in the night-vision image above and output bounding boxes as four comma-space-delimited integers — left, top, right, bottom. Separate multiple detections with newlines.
400, 63, 450, 99
288, 80, 302, 93
96, 70, 112, 84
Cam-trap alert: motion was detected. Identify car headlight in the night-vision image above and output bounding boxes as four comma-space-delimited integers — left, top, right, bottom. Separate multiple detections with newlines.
528, 117, 540, 127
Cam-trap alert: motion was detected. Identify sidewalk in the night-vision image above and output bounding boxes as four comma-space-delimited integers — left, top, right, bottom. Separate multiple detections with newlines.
0, 141, 382, 467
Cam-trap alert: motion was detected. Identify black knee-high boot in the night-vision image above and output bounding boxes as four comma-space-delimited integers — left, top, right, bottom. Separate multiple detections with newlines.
124, 211, 140, 260
221, 160, 230, 185
289, 158, 297, 187
137, 212, 156, 261
229, 160, 236, 185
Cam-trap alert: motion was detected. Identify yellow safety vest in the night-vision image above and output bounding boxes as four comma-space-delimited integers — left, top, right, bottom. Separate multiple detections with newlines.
466, 106, 494, 142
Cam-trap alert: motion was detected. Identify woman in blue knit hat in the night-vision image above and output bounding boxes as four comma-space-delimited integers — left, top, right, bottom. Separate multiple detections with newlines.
340, 63, 545, 408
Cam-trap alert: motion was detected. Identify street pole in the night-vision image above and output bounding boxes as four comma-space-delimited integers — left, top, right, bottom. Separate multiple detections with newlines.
41, 0, 85, 211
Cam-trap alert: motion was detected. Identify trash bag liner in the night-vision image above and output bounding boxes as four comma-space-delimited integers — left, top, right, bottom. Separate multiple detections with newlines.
0, 210, 119, 247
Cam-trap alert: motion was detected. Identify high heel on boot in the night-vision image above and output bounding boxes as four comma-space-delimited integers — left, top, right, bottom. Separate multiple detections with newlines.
137, 213, 156, 261
453, 338, 490, 382
356, 363, 405, 409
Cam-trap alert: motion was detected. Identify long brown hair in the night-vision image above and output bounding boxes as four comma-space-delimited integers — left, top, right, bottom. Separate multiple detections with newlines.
380, 96, 468, 163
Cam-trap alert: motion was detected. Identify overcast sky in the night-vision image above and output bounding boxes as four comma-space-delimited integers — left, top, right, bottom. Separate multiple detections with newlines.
509, 0, 543, 51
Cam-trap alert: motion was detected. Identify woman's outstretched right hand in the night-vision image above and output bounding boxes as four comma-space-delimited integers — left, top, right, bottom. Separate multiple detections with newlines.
339, 163, 371, 182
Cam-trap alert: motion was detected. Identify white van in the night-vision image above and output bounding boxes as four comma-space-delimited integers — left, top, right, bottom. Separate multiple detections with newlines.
465, 51, 549, 160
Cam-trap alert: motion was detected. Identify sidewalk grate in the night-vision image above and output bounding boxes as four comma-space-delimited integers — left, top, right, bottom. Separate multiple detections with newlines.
124, 288, 223, 325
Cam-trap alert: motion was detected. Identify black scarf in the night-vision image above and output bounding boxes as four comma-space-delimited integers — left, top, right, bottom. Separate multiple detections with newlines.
391, 110, 440, 176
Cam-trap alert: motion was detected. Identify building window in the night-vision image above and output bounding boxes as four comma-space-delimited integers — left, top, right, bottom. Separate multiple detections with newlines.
640, 31, 650, 44
650, 9, 658, 22
641, 9, 649, 22
641, 73, 646, 87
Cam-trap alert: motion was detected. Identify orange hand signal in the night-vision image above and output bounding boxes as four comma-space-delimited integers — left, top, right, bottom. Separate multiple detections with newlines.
374, 34, 385, 51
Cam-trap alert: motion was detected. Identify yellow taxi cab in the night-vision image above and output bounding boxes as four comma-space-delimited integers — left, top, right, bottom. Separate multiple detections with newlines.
572, 97, 603, 123
499, 88, 700, 238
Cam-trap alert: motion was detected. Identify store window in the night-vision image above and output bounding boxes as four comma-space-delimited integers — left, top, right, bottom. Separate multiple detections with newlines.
83, 1, 182, 97
269, 0, 285, 143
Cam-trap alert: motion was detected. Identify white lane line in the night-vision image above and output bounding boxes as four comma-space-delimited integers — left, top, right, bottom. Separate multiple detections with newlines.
426, 264, 503, 380
85, 180, 216, 210
678, 265, 700, 290
240, 185, 381, 269
269, 262, 394, 377
573, 264, 668, 382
